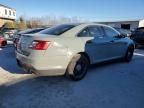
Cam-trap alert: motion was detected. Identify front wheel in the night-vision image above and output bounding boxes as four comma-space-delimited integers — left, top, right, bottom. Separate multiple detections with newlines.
124, 45, 134, 62
66, 54, 89, 81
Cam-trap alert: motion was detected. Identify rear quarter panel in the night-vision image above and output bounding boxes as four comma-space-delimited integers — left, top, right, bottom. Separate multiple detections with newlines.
43, 36, 86, 64
28, 36, 85, 70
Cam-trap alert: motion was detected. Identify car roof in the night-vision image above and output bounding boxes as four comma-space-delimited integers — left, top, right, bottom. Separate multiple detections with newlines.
57, 23, 113, 28
57, 23, 111, 27
26, 23, 118, 38
60, 23, 119, 37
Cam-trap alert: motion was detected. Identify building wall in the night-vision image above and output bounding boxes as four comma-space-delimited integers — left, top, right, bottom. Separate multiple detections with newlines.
101, 21, 139, 30
0, 6, 16, 20
0, 5, 16, 27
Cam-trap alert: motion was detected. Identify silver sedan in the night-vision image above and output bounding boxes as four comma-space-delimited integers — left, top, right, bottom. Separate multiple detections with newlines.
16, 23, 134, 81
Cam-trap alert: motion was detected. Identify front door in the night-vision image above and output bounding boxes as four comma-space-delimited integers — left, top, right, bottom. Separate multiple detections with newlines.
102, 26, 127, 59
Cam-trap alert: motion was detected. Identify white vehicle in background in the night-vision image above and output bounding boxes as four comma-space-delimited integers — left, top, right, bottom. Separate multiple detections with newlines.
16, 23, 134, 81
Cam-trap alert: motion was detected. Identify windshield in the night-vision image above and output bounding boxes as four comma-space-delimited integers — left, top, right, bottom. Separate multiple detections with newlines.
39, 24, 76, 35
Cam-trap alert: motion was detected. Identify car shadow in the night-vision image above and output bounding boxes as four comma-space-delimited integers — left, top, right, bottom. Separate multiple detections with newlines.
88, 58, 129, 75
0, 75, 75, 108
90, 59, 121, 69
0, 45, 25, 74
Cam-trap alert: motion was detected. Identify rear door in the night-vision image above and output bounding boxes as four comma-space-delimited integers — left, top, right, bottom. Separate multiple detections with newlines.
86, 26, 110, 63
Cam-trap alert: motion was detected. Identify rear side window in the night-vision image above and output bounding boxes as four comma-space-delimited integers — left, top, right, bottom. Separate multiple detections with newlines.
88, 26, 104, 37
78, 28, 90, 37
39, 24, 76, 35
78, 26, 104, 37
103, 26, 119, 37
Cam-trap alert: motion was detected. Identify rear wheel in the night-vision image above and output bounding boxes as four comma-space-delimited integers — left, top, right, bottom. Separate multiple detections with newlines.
66, 54, 89, 81
124, 45, 134, 62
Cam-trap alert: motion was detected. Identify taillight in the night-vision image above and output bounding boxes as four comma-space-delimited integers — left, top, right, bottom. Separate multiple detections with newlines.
29, 40, 51, 50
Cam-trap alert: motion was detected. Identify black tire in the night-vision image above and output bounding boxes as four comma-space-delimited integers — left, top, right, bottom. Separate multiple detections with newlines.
124, 45, 134, 62
2, 41, 7, 46
66, 54, 89, 81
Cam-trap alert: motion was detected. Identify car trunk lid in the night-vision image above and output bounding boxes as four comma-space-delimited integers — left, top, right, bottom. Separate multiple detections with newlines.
17, 34, 34, 56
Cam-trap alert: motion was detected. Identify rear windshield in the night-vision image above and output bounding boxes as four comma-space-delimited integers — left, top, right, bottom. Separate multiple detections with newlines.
19, 28, 44, 34
27, 28, 44, 34
39, 24, 76, 35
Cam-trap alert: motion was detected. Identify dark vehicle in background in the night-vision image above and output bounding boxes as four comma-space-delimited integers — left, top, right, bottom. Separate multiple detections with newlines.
131, 27, 144, 47
13, 28, 45, 47
0, 36, 7, 47
114, 27, 132, 38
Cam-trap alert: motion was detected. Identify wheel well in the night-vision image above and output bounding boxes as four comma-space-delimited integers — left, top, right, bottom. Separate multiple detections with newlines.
78, 52, 90, 64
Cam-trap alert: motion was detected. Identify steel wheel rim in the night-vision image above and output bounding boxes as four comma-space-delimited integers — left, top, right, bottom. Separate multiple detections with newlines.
74, 61, 87, 77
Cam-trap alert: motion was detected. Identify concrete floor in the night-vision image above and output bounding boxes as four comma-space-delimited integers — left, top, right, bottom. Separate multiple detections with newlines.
0, 46, 144, 108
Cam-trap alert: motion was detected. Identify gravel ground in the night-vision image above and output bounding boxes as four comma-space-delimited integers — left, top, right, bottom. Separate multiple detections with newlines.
0, 45, 144, 108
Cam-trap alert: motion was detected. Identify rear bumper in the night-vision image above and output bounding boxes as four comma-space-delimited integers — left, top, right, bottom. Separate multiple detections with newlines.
16, 52, 69, 76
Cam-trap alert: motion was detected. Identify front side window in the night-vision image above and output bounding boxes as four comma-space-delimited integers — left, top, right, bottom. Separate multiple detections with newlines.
103, 26, 119, 37
39, 24, 76, 35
